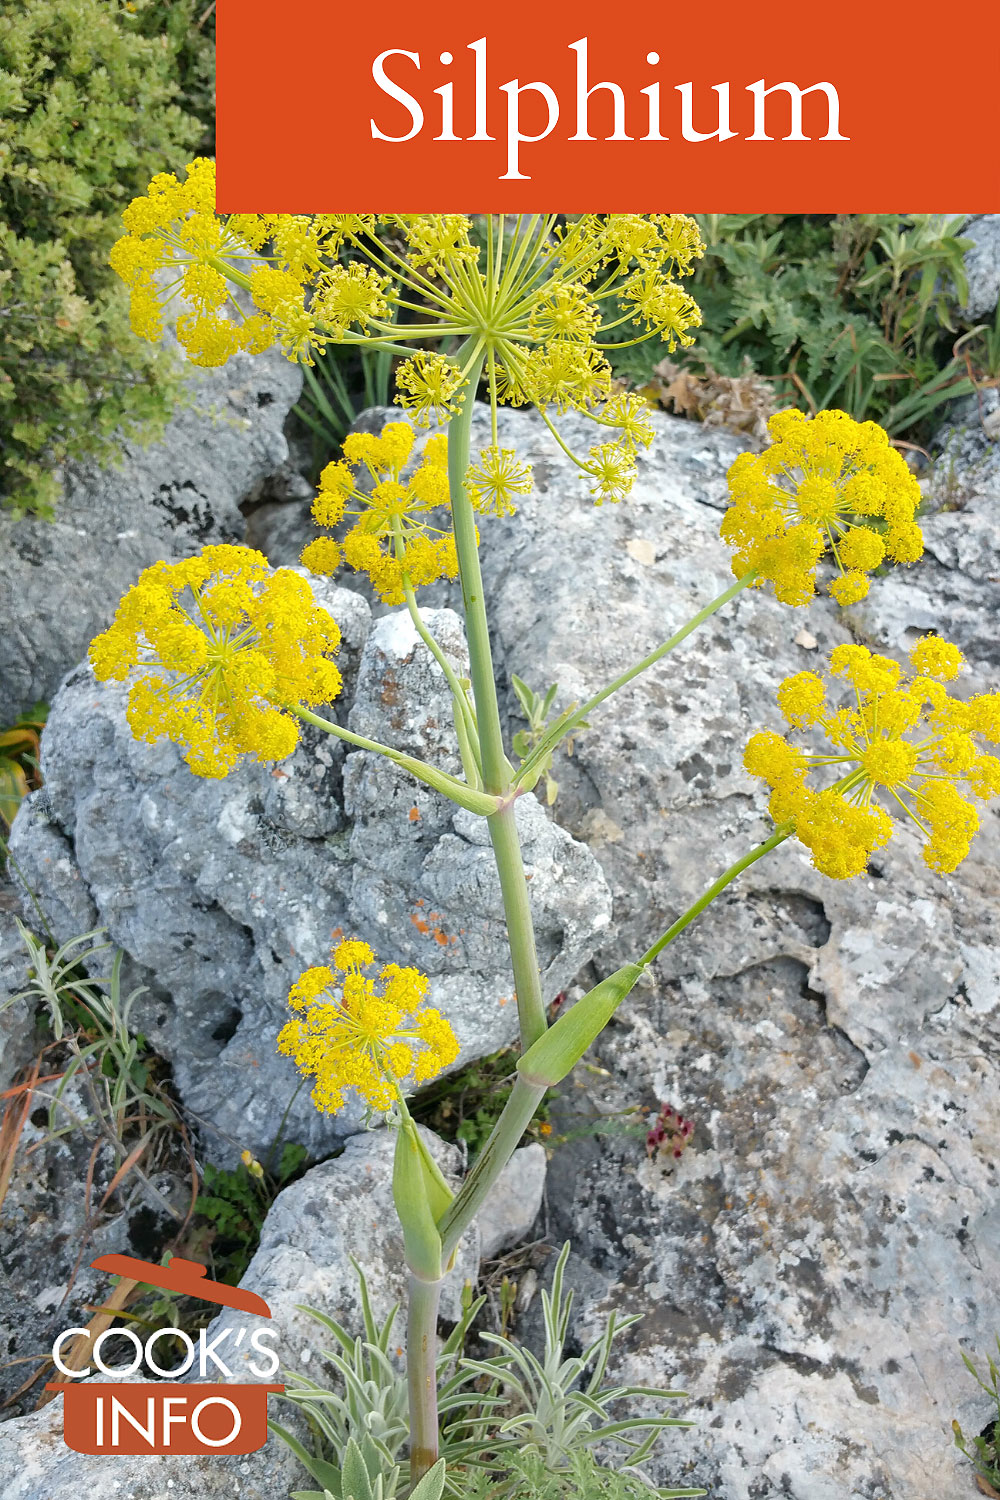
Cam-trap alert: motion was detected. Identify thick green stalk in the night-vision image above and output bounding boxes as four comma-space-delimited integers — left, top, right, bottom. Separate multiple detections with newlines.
447, 351, 548, 1048
439, 1073, 546, 1265
447, 350, 506, 794
441, 825, 795, 1263
486, 803, 548, 1048
406, 1272, 443, 1483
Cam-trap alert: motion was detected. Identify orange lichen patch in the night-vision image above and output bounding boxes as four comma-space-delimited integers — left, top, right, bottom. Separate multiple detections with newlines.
409, 806, 421, 822
409, 900, 458, 947
909, 1050, 922, 1069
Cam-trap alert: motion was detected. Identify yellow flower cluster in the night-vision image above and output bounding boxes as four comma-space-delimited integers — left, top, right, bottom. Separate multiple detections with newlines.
721, 409, 923, 606
277, 939, 459, 1114
109, 163, 393, 366
301, 419, 459, 604
745, 637, 1000, 877
110, 166, 700, 484
88, 544, 341, 778
465, 446, 535, 518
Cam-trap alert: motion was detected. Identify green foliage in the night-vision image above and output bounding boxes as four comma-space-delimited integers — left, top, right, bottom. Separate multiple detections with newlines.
5, 922, 159, 1116
275, 1251, 704, 1500
410, 1043, 554, 1156
272, 1265, 459, 1498
955, 298, 1000, 385
455, 1450, 702, 1500
510, 678, 588, 809
196, 1141, 308, 1284
3, 921, 188, 1223
295, 342, 397, 474
693, 214, 978, 435
0, 702, 45, 833
0, 0, 214, 515
953, 1336, 1000, 1488
134, 0, 216, 144
607, 215, 983, 439
452, 1243, 699, 1491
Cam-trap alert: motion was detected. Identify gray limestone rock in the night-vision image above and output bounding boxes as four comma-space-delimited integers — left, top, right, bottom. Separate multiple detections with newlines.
5, 397, 999, 1498
465, 405, 999, 1500
8, 585, 611, 1163
0, 1124, 473, 1500
0, 1401, 299, 1500
853, 387, 1000, 668
0, 339, 302, 727
0, 912, 38, 1096
961, 214, 1000, 321
351, 403, 999, 1500
476, 1143, 547, 1261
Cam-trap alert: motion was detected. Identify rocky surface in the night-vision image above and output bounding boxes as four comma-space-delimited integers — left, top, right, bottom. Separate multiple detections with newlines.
0, 338, 303, 727
0, 1401, 300, 1500
8, 588, 611, 1162
0, 1063, 192, 1415
0, 1124, 476, 1499
3, 396, 998, 1498
476, 1143, 547, 1262
961, 213, 1000, 322
448, 403, 997, 1500
0, 912, 38, 1095
310, 403, 997, 1500
857, 387, 1000, 668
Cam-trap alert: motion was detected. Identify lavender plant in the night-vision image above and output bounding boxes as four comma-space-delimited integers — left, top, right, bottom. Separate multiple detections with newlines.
94, 172, 1000, 1493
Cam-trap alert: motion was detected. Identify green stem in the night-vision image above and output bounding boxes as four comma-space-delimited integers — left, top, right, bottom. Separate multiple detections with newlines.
447, 350, 548, 1049
447, 348, 507, 794
638, 826, 791, 967
439, 1073, 545, 1265
402, 579, 483, 784
406, 1272, 443, 1484
487, 804, 548, 1048
290, 705, 499, 817
440, 824, 793, 1266
515, 571, 755, 791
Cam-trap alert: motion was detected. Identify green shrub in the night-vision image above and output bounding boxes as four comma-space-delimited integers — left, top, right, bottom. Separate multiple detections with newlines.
0, 0, 214, 516
607, 214, 981, 440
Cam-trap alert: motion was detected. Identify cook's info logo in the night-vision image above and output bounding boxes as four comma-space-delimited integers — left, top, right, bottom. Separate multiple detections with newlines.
45, 1255, 283, 1455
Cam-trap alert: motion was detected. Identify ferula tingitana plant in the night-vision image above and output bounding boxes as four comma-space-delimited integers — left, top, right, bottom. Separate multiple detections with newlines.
93, 170, 1000, 1494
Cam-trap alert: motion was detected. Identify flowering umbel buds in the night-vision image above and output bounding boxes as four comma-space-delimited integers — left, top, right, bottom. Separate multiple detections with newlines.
88, 545, 341, 778
746, 637, 1000, 877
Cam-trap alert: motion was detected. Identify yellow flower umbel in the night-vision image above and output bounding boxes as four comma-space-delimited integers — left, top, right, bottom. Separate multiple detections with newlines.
88, 544, 342, 778
744, 636, 1000, 878
301, 420, 459, 604
110, 164, 702, 496
277, 939, 459, 1114
721, 408, 923, 606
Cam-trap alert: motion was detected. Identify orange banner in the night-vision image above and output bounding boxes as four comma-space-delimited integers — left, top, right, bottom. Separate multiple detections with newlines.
216, 0, 999, 211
